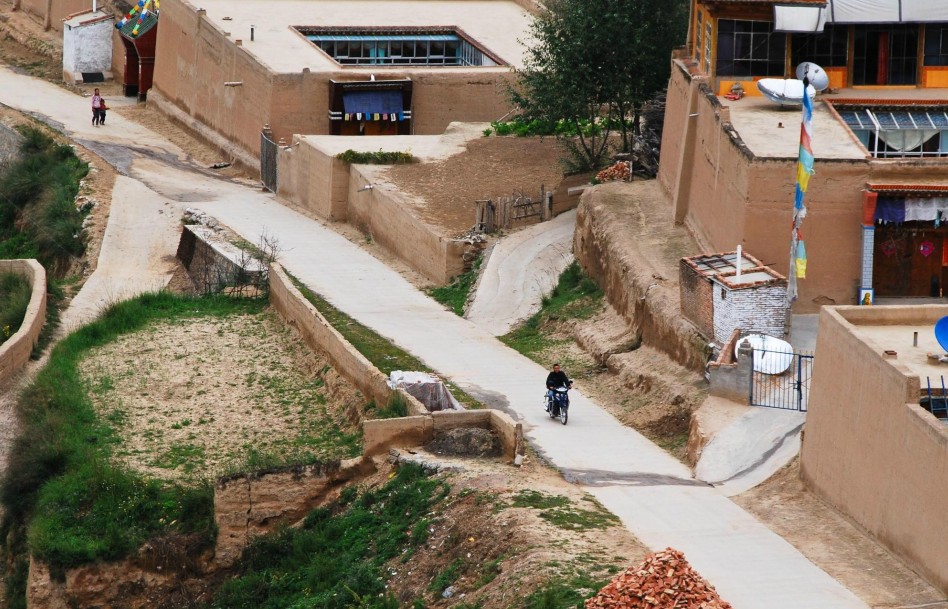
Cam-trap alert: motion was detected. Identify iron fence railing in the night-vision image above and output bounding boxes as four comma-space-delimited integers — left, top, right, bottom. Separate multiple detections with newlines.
749, 348, 814, 412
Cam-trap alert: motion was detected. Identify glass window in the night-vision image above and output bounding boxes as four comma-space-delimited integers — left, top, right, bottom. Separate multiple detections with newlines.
792, 24, 848, 68
716, 19, 786, 77
853, 25, 918, 85
704, 23, 712, 74
924, 23, 948, 66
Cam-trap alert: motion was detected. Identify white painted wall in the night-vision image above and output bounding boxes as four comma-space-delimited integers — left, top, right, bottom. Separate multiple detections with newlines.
63, 16, 113, 74
712, 282, 789, 344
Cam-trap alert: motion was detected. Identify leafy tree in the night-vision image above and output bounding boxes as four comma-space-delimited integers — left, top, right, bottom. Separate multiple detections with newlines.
510, 0, 688, 170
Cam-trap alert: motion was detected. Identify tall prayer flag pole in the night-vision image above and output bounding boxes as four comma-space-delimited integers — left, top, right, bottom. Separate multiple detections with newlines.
788, 67, 815, 302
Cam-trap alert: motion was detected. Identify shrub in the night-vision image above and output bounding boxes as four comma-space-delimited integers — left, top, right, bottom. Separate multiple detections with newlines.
0, 126, 88, 273
336, 149, 414, 165
0, 272, 31, 343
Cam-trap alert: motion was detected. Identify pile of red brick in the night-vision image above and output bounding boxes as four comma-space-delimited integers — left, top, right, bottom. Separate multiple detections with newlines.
585, 548, 733, 609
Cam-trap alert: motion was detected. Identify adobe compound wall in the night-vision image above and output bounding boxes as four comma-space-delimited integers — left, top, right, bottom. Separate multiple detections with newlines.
801, 305, 948, 595
276, 140, 471, 284
151, 0, 516, 161
0, 259, 46, 386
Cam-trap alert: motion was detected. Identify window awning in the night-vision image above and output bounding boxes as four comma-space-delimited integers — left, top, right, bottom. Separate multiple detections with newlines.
826, 0, 948, 23
774, 5, 827, 32
342, 90, 404, 115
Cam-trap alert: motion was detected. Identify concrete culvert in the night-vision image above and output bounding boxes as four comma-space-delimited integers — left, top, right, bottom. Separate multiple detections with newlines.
426, 428, 501, 458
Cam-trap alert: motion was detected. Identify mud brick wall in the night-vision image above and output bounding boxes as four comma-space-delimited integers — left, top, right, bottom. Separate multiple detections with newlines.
0, 259, 46, 386
711, 282, 789, 344
363, 409, 523, 459
678, 259, 714, 339
151, 0, 517, 161
276, 136, 350, 221
269, 264, 428, 415
802, 305, 948, 595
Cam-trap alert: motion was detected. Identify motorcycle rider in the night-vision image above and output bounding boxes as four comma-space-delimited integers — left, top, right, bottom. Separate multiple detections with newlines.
545, 363, 572, 411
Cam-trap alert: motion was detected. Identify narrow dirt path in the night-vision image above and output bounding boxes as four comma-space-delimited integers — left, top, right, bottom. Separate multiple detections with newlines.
466, 210, 575, 336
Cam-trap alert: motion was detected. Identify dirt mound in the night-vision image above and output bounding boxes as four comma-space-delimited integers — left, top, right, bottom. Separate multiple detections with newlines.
585, 548, 732, 609
426, 428, 501, 457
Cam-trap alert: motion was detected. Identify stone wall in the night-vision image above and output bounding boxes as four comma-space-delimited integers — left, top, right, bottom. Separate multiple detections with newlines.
0, 259, 46, 386
0, 123, 23, 167
801, 305, 948, 595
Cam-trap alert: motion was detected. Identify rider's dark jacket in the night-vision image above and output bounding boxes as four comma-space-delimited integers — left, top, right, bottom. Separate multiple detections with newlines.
546, 370, 570, 389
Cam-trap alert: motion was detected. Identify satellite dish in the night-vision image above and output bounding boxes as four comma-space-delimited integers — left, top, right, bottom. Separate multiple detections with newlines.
795, 62, 830, 92
735, 333, 794, 375
757, 78, 817, 106
934, 316, 948, 352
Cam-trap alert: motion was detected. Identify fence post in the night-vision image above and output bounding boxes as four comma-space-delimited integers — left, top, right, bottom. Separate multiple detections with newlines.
738, 339, 754, 405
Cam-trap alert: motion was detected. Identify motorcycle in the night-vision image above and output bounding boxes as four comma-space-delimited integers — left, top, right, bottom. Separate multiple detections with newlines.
544, 386, 570, 425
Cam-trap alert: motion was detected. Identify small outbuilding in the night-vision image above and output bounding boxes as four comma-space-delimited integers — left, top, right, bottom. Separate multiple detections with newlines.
680, 251, 789, 345
62, 9, 114, 84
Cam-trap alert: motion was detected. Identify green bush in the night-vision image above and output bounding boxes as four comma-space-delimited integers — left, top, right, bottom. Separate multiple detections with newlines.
210, 463, 449, 609
0, 272, 31, 343
0, 293, 264, 577
0, 126, 89, 272
336, 149, 415, 165
428, 256, 482, 316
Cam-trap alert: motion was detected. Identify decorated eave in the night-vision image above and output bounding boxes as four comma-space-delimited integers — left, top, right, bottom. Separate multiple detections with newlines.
116, 0, 159, 39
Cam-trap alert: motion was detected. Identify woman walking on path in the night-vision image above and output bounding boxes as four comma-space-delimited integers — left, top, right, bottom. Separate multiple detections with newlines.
91, 88, 105, 126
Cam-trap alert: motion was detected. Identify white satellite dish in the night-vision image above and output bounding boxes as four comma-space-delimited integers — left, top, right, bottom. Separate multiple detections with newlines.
735, 333, 794, 375
757, 78, 817, 106
795, 62, 830, 91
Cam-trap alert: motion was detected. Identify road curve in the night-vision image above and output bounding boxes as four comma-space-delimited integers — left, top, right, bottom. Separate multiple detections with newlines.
466, 210, 575, 336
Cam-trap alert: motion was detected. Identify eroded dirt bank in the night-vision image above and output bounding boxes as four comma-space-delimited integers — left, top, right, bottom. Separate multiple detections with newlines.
573, 180, 708, 372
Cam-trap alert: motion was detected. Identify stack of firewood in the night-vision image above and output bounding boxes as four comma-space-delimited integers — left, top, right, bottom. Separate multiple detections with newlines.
585, 548, 733, 609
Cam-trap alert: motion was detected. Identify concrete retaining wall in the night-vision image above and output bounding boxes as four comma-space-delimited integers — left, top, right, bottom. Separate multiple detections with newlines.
801, 305, 948, 594
707, 330, 750, 404
363, 409, 523, 460
0, 259, 46, 386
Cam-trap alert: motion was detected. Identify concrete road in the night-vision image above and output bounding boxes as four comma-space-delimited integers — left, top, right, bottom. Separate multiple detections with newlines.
0, 65, 870, 609
466, 210, 575, 336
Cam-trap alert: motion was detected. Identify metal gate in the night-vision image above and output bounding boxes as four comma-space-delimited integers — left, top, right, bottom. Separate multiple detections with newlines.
260, 126, 278, 192
749, 349, 814, 412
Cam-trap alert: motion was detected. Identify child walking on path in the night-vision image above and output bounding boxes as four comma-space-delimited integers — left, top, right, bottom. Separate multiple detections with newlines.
91, 88, 106, 126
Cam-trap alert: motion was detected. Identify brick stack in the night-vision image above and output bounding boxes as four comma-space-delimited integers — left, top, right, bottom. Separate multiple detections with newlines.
596, 161, 631, 182
585, 548, 733, 609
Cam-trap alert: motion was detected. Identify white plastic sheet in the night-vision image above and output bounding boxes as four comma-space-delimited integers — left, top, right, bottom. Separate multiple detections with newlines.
827, 0, 948, 23
387, 371, 462, 412
774, 5, 827, 32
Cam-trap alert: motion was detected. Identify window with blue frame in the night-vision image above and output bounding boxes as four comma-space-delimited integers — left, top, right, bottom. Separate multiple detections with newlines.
299, 29, 498, 66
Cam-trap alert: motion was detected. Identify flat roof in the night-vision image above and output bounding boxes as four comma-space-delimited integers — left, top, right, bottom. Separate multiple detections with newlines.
726, 95, 867, 160
191, 0, 533, 73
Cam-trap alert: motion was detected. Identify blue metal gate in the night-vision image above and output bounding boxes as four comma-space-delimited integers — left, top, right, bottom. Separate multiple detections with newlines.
749, 349, 814, 412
